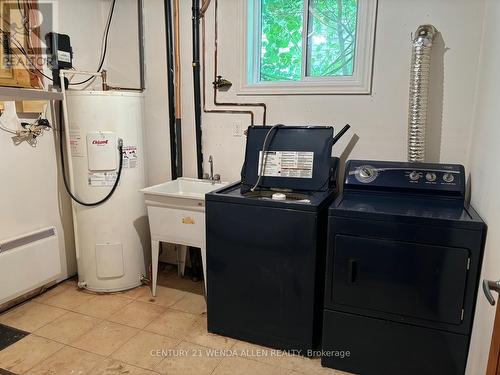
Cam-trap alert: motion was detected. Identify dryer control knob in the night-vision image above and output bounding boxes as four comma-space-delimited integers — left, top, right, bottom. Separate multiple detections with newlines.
409, 171, 421, 181
443, 173, 455, 183
359, 168, 374, 179
426, 172, 437, 182
355, 166, 378, 183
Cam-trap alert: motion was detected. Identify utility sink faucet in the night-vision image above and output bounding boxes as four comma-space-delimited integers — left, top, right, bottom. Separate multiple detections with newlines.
204, 155, 221, 183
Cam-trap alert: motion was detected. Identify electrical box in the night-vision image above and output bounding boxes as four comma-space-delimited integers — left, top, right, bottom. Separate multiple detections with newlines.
87, 131, 118, 171
45, 33, 73, 70
45, 32, 73, 88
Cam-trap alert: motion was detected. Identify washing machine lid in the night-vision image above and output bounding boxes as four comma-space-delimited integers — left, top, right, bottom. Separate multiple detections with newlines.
241, 126, 334, 192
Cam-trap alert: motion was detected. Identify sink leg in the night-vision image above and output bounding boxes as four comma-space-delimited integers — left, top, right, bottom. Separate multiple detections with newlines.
177, 245, 188, 277
201, 246, 207, 295
151, 240, 160, 297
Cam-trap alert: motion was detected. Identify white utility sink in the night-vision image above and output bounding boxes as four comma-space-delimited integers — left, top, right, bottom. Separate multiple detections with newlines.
141, 178, 228, 296
142, 177, 226, 200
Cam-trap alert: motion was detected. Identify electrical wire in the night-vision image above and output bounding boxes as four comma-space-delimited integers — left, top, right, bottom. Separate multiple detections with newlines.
0, 23, 53, 82
58, 102, 124, 206
250, 124, 284, 192
69, 0, 116, 86
0, 114, 18, 135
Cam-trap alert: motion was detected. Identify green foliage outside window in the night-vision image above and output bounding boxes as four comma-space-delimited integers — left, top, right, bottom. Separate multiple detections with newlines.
259, 0, 358, 82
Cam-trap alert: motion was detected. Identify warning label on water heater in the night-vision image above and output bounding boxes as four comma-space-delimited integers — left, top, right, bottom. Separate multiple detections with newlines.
122, 146, 138, 169
258, 151, 314, 178
88, 171, 118, 187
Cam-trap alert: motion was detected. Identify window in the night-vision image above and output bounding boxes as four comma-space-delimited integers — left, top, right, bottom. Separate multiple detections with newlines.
241, 0, 377, 95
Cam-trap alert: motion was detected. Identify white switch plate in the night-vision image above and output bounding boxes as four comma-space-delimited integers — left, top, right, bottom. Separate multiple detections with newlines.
233, 121, 243, 137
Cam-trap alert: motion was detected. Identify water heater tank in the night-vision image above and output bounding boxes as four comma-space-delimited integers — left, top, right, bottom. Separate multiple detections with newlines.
66, 91, 149, 292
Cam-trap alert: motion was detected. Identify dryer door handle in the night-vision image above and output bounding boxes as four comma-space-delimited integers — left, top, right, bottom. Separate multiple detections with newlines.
348, 259, 357, 284
483, 279, 500, 306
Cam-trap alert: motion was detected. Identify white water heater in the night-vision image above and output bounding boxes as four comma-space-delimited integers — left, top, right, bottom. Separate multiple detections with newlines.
66, 91, 149, 292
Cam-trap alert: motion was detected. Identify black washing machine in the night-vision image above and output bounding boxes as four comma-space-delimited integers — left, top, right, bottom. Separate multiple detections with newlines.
321, 160, 487, 375
206, 125, 348, 353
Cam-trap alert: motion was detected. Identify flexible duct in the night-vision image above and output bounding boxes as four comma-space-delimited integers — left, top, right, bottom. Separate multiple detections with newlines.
407, 24, 437, 162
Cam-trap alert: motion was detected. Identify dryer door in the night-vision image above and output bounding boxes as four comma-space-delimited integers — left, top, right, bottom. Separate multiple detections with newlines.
330, 235, 469, 325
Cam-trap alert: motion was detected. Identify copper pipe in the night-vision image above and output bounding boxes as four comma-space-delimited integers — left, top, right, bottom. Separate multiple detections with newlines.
202, 16, 254, 124
213, 0, 267, 125
200, 0, 212, 17
201, 0, 267, 125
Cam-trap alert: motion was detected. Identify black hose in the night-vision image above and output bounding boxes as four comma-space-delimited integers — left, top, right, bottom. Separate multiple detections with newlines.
58, 102, 124, 206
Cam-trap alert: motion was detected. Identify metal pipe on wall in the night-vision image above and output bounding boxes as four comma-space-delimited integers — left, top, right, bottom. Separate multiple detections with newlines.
173, 0, 183, 177
200, 0, 267, 126
138, 0, 145, 91
164, 0, 181, 179
407, 24, 437, 163
201, 15, 255, 124
192, 0, 204, 179
212, 0, 267, 125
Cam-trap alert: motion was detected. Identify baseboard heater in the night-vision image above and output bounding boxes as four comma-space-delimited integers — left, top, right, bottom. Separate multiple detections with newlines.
0, 227, 61, 310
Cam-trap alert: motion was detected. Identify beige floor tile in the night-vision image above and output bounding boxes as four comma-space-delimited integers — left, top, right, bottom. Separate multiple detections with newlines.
0, 335, 63, 374
111, 285, 150, 300
232, 340, 288, 367
90, 358, 158, 375
29, 346, 105, 375
33, 283, 72, 304
170, 292, 207, 315
111, 331, 178, 370
279, 355, 335, 375
72, 294, 133, 319
154, 341, 222, 375
185, 317, 235, 350
158, 272, 205, 296
62, 277, 78, 287
137, 285, 187, 307
232, 340, 336, 374
71, 320, 139, 356
107, 300, 165, 329
0, 301, 66, 332
144, 308, 199, 339
213, 356, 283, 375
41, 287, 96, 310
34, 311, 100, 344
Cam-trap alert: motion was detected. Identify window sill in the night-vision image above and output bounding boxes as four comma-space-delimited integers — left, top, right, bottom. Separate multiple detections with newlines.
237, 81, 372, 96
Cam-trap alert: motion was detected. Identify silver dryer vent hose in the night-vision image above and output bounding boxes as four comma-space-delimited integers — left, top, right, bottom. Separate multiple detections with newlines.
407, 24, 437, 162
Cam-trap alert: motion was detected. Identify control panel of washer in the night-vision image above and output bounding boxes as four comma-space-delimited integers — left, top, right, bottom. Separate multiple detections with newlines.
345, 160, 465, 197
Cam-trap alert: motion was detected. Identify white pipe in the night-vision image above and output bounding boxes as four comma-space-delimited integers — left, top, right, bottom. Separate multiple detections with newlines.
59, 70, 103, 282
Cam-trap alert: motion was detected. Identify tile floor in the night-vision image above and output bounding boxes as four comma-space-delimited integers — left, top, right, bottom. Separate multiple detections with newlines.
0, 267, 350, 375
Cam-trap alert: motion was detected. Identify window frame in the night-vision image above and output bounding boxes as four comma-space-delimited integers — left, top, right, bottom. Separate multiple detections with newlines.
239, 0, 378, 95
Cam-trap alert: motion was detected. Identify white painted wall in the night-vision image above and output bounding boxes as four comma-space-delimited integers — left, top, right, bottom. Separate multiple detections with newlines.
165, 0, 485, 182
0, 0, 107, 281
465, 1, 500, 373
105, 0, 141, 89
